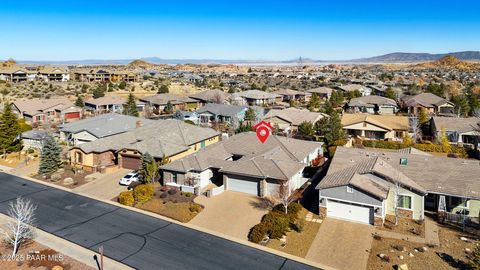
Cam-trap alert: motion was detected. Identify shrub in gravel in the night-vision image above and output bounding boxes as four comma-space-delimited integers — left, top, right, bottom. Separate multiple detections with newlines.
118, 191, 134, 206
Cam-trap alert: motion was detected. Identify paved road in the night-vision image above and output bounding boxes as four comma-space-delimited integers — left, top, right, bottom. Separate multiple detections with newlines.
0, 173, 320, 270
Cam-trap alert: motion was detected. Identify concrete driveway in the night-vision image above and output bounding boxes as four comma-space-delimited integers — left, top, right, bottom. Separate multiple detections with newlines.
73, 168, 131, 200
306, 218, 374, 270
190, 191, 268, 240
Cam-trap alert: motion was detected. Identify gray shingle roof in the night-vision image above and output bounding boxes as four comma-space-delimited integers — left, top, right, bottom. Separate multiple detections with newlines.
195, 103, 246, 117
161, 132, 322, 181
236, 90, 281, 100
139, 94, 197, 106
73, 119, 220, 158
263, 108, 327, 126
348, 95, 397, 108
59, 113, 154, 138
432, 116, 480, 133
318, 147, 480, 200
189, 89, 231, 103
402, 93, 452, 108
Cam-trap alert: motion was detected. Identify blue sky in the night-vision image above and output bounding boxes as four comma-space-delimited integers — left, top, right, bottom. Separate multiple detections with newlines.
1, 0, 479, 61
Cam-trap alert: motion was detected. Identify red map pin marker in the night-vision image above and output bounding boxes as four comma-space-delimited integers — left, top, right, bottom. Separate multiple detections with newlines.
252, 121, 273, 144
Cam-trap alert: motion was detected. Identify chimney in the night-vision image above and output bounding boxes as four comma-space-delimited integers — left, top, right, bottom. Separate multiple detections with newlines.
135, 120, 141, 128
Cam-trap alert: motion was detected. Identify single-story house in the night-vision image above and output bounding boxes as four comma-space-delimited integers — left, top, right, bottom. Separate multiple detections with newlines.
139, 93, 200, 113
195, 103, 264, 128
160, 132, 323, 196
401, 93, 455, 115
188, 89, 231, 105
338, 84, 372, 96
430, 117, 480, 147
21, 130, 49, 149
59, 113, 154, 145
272, 89, 311, 103
342, 113, 409, 141
69, 120, 220, 172
306, 87, 333, 100
263, 107, 328, 132
346, 95, 399, 114
12, 98, 81, 124
233, 90, 282, 106
316, 147, 479, 225
84, 96, 126, 114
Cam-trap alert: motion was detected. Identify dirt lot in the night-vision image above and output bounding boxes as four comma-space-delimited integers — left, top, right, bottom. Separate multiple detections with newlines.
138, 188, 203, 223
34, 165, 90, 189
0, 241, 94, 270
367, 223, 479, 270
266, 208, 321, 258
379, 216, 425, 238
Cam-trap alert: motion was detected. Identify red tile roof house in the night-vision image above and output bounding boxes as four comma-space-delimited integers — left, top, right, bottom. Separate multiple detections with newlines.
12, 98, 82, 125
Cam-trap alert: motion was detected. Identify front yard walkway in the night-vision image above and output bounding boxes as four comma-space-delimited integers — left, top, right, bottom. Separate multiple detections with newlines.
72, 168, 131, 200
306, 218, 374, 270
189, 191, 268, 240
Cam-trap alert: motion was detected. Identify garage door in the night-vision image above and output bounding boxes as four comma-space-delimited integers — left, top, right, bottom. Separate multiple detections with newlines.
327, 200, 373, 225
228, 177, 258, 196
121, 155, 141, 170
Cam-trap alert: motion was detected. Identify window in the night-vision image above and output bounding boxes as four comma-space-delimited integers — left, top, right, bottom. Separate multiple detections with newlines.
75, 152, 83, 163
172, 173, 177, 184
450, 197, 468, 208
347, 186, 353, 193
397, 195, 412, 209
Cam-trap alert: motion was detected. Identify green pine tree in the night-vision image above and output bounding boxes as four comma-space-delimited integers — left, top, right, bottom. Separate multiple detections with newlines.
75, 95, 85, 108
297, 121, 315, 138
316, 112, 345, 145
38, 135, 62, 175
139, 152, 154, 180
244, 107, 256, 122
308, 93, 320, 111
164, 101, 174, 114
157, 85, 169, 94
384, 87, 396, 100
0, 104, 22, 154
123, 93, 139, 117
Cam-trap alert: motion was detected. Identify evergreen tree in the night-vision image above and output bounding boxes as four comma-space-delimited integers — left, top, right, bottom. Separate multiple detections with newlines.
38, 135, 62, 175
92, 84, 106, 99
451, 95, 470, 116
157, 85, 169, 94
417, 108, 429, 125
75, 95, 85, 108
164, 101, 174, 114
440, 127, 452, 153
139, 152, 154, 182
297, 121, 315, 138
123, 93, 139, 117
0, 104, 22, 154
316, 112, 345, 145
244, 107, 256, 122
384, 87, 396, 100
118, 81, 127, 90
308, 93, 320, 111
235, 122, 252, 134
329, 90, 345, 107
322, 100, 335, 116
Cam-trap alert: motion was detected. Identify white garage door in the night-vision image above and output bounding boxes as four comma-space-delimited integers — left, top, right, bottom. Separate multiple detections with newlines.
327, 200, 373, 225
228, 178, 258, 196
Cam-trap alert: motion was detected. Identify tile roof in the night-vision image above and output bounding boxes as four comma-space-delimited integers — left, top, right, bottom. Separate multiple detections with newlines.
139, 93, 197, 106
348, 95, 398, 108
236, 90, 281, 100
85, 96, 126, 106
189, 89, 231, 103
195, 103, 247, 117
401, 93, 452, 108
13, 98, 73, 116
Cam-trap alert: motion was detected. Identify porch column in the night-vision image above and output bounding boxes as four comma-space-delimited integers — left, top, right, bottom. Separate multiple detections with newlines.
260, 179, 267, 197
438, 195, 446, 221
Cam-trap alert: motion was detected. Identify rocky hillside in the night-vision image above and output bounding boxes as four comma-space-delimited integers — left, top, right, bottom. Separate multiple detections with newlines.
413, 55, 480, 70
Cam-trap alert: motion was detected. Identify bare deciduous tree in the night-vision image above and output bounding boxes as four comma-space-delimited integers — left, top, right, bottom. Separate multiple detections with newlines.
2, 197, 37, 256
277, 182, 295, 214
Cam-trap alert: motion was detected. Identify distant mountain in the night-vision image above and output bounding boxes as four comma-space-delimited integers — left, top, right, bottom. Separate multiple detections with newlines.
352, 51, 480, 63
11, 51, 480, 65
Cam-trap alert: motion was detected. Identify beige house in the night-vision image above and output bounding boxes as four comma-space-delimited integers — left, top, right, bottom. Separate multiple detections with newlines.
341, 114, 409, 141
263, 107, 328, 132
401, 93, 455, 115
69, 120, 220, 172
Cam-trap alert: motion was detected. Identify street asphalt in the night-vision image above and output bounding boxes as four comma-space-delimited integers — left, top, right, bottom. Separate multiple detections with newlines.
0, 173, 321, 270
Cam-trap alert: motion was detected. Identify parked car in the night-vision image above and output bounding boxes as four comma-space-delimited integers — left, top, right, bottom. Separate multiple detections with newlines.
119, 172, 140, 186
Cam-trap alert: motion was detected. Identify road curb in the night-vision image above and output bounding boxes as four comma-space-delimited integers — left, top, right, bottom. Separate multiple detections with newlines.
6, 172, 335, 270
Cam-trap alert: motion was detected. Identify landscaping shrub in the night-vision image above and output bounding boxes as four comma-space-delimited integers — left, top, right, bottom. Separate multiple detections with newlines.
189, 204, 201, 213
159, 192, 168, 199
248, 223, 268, 244
292, 219, 305, 233
133, 184, 155, 204
118, 191, 134, 206
27, 148, 35, 154
273, 202, 302, 223
167, 189, 177, 195
261, 212, 290, 239
183, 192, 193, 197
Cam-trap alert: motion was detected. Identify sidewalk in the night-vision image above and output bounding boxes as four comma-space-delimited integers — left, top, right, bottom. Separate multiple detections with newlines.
0, 213, 133, 270
374, 217, 440, 246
